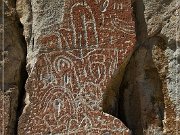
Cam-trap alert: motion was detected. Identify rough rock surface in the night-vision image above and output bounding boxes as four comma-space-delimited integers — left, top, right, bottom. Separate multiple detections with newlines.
0, 0, 26, 134
119, 0, 180, 134
17, 0, 136, 134
1, 0, 179, 135
143, 1, 180, 134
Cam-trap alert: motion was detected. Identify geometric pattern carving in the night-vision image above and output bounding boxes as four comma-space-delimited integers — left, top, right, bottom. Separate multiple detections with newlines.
18, 0, 136, 134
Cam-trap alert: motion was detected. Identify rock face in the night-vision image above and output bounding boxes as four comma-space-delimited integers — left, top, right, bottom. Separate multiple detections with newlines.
142, 1, 180, 134
17, 0, 136, 134
119, 0, 180, 134
144, 0, 180, 133
1, 0, 179, 135
0, 0, 27, 134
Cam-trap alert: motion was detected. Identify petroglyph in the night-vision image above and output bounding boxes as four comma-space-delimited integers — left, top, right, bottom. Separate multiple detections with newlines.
38, 0, 135, 52
18, 0, 136, 134
70, 1, 99, 48
100, 0, 109, 12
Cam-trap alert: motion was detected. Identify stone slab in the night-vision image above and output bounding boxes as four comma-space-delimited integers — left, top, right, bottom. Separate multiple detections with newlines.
18, 0, 136, 134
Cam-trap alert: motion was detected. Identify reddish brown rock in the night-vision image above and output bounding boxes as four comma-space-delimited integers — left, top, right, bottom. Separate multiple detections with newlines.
18, 0, 136, 134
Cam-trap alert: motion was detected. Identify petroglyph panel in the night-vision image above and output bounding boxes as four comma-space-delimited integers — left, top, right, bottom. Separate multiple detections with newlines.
38, 0, 135, 52
19, 0, 136, 134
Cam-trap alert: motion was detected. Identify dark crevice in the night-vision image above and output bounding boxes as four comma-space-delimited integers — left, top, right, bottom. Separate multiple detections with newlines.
117, 81, 128, 126
117, 50, 143, 135
123, 1, 147, 134
132, 0, 148, 46
116, 0, 148, 134
102, 56, 132, 128
14, 10, 28, 135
